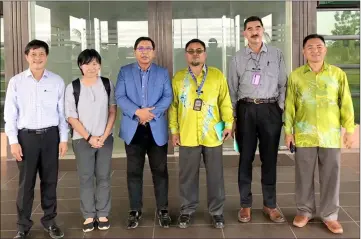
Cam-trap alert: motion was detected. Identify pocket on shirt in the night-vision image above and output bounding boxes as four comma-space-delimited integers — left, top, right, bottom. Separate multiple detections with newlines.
41, 88, 58, 108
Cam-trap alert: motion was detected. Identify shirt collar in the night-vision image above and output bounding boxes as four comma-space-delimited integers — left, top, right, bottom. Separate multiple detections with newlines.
303, 61, 329, 74
246, 43, 268, 55
25, 68, 49, 78
137, 63, 151, 73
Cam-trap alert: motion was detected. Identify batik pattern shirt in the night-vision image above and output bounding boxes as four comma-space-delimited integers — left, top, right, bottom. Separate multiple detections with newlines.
284, 62, 355, 148
169, 65, 234, 147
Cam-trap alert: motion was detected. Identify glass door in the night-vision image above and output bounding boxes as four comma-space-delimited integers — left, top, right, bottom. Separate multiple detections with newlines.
172, 1, 293, 150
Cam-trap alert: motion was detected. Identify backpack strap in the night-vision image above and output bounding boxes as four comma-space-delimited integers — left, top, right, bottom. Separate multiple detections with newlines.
72, 78, 81, 109
100, 76, 111, 103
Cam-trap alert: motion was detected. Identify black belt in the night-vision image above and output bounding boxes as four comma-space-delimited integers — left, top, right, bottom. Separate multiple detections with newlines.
240, 97, 277, 104
20, 126, 57, 134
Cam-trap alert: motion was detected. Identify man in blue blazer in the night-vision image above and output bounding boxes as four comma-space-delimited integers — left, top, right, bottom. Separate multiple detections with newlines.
115, 37, 173, 229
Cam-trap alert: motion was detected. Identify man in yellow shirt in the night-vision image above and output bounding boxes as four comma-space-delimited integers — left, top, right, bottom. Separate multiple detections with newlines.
169, 39, 233, 229
284, 34, 355, 234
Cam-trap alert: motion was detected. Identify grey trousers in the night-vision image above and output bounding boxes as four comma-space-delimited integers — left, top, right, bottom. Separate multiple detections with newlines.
295, 147, 341, 221
72, 135, 113, 219
179, 145, 225, 216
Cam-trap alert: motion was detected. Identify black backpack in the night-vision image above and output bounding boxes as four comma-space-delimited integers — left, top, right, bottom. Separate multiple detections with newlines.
70, 77, 111, 136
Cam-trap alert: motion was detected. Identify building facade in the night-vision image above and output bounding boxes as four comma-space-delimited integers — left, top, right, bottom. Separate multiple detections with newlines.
1, 1, 360, 158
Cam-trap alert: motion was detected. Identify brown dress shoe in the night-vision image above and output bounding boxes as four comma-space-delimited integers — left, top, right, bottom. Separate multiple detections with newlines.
263, 207, 285, 223
238, 208, 251, 223
324, 220, 343, 234
293, 215, 310, 228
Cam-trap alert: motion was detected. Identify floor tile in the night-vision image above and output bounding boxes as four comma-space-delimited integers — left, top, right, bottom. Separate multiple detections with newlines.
280, 207, 353, 223
224, 208, 289, 224
29, 228, 84, 239
223, 224, 295, 238
291, 221, 360, 238
154, 226, 223, 238
1, 200, 40, 215
340, 167, 360, 182
342, 207, 360, 221
83, 227, 153, 238
1, 214, 18, 230
340, 181, 360, 193
340, 193, 360, 206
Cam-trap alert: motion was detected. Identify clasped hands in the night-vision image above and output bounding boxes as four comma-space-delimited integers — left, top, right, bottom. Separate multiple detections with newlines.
135, 107, 155, 125
88, 134, 108, 148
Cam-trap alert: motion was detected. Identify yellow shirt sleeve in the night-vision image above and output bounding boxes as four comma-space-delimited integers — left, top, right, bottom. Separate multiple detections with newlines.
339, 71, 356, 133
284, 73, 295, 135
218, 73, 234, 130
168, 78, 179, 134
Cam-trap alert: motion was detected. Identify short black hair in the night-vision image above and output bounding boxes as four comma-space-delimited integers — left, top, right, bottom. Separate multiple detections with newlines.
303, 34, 326, 48
24, 39, 49, 55
77, 49, 101, 75
185, 39, 206, 52
134, 37, 155, 50
244, 16, 263, 30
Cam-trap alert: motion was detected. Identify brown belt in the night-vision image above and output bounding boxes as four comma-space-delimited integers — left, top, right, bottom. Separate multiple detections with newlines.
240, 97, 277, 104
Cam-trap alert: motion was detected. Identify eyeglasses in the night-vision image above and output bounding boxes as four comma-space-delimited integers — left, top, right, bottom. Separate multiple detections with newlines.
186, 49, 205, 55
136, 46, 154, 52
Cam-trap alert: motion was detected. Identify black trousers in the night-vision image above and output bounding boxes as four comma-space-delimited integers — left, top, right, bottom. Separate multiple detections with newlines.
235, 101, 282, 208
124, 124, 168, 210
16, 126, 60, 232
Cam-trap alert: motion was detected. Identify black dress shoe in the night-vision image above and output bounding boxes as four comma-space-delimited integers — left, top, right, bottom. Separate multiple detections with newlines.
13, 231, 28, 239
44, 225, 64, 239
212, 214, 225, 229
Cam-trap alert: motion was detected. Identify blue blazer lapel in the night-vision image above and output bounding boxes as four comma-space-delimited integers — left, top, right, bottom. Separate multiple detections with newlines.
132, 63, 142, 102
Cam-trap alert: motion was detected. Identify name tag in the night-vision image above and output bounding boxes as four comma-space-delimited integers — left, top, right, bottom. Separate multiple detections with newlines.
252, 73, 261, 85
193, 98, 203, 111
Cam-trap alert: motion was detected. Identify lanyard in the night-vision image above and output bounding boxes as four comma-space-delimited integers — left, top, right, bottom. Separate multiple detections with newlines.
188, 65, 208, 97
250, 52, 262, 70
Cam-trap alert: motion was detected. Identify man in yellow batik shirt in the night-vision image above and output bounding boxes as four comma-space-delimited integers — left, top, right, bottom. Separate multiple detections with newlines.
284, 34, 355, 234
168, 39, 233, 229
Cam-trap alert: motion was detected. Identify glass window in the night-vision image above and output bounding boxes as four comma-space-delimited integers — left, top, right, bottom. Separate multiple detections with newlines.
172, 1, 293, 150
317, 10, 360, 124
317, 10, 360, 36
325, 40, 360, 65
30, 1, 149, 156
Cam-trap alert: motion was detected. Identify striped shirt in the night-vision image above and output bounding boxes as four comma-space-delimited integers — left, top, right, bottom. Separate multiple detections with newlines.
4, 69, 68, 144
228, 44, 287, 116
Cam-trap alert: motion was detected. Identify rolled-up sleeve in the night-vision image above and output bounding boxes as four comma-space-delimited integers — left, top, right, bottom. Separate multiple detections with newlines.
4, 77, 19, 145
227, 57, 239, 117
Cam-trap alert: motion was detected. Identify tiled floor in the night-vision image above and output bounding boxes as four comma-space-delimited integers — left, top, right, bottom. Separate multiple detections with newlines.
1, 152, 360, 238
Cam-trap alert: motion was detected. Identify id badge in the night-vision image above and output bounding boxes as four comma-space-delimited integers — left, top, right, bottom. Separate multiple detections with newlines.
193, 98, 203, 111
251, 73, 261, 85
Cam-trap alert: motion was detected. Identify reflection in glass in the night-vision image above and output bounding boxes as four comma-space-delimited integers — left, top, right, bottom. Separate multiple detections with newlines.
30, 1, 148, 155
172, 1, 292, 149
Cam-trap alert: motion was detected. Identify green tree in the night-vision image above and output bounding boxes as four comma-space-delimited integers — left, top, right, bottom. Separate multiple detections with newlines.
327, 11, 360, 63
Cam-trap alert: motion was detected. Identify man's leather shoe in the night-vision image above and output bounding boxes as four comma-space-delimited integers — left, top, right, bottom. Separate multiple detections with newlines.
263, 206, 285, 223
13, 231, 28, 239
212, 215, 225, 229
238, 208, 251, 223
324, 220, 343, 234
44, 225, 64, 239
293, 215, 311, 228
